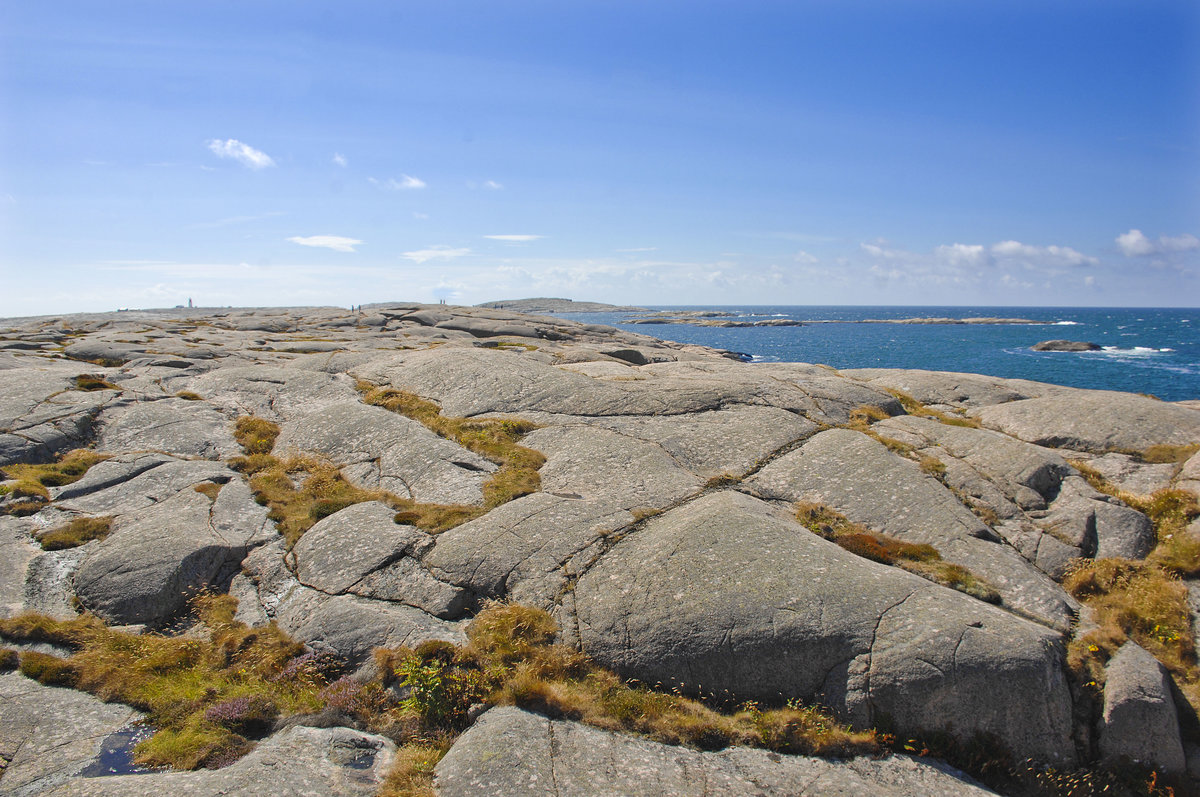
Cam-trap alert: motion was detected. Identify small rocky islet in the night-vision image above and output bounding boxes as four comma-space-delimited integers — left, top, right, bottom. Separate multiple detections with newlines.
0, 302, 1198, 796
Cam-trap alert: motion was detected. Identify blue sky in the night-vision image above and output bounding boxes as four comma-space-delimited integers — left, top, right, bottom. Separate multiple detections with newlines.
1, 0, 1197, 315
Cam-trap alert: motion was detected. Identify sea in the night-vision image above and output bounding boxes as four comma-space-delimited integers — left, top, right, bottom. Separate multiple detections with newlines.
551, 306, 1200, 403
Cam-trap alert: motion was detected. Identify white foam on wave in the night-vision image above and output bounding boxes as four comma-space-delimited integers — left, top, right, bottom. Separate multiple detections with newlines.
1099, 346, 1174, 355
1053, 320, 1080, 325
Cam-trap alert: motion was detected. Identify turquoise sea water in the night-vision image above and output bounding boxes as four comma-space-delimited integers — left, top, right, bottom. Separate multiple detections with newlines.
553, 307, 1200, 402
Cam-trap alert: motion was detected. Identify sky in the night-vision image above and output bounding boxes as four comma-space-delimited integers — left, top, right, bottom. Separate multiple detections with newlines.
0, 0, 1197, 316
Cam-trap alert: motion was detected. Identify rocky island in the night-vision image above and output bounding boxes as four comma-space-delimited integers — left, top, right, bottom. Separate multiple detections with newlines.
1, 302, 1198, 796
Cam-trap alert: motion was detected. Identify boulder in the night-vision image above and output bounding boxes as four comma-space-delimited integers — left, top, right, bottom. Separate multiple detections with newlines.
1100, 642, 1186, 773
53, 455, 232, 516
73, 478, 271, 625
570, 491, 1076, 763
435, 706, 998, 797
427, 493, 634, 605
291, 502, 468, 619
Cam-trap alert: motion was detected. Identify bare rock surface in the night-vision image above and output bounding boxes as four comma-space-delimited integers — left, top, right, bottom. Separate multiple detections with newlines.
971, 391, 1200, 453
1100, 642, 1186, 773
570, 491, 1076, 764
2, 302, 1198, 791
39, 725, 394, 797
0, 672, 142, 797
435, 706, 998, 797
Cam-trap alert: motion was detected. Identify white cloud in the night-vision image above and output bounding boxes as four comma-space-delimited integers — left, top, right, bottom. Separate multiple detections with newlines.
934, 243, 990, 267
1161, 233, 1200, 252
484, 234, 543, 242
484, 180, 503, 190
992, 240, 1096, 266
287, 235, 362, 253
369, 175, 426, 190
332, 153, 347, 167
206, 139, 275, 169
1118, 228, 1200, 256
401, 246, 471, 264
413, 212, 430, 220
794, 250, 819, 264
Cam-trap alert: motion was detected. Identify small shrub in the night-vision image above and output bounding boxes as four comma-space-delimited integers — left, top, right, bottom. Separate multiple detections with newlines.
846, 404, 889, 430
233, 416, 280, 456
0, 647, 18, 671
203, 695, 278, 737
918, 455, 946, 477
38, 516, 114, 550
175, 391, 204, 401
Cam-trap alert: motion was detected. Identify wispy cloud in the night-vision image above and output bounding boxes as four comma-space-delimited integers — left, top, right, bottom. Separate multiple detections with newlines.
617, 246, 657, 253
369, 175, 426, 190
794, 250, 819, 264
288, 235, 362, 253
332, 152, 347, 167
401, 246, 471, 264
484, 180, 503, 190
1116, 228, 1200, 257
991, 240, 1097, 266
206, 139, 275, 169
189, 211, 285, 230
484, 234, 543, 242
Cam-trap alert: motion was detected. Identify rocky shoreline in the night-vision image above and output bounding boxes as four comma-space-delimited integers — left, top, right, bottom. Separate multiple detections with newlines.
1, 302, 1198, 795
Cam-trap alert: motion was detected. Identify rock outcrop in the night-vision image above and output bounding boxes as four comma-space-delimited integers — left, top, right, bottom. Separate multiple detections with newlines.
0, 302, 1197, 794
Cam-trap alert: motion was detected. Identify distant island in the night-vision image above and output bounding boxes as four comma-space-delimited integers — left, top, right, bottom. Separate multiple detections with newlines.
477, 297, 647, 313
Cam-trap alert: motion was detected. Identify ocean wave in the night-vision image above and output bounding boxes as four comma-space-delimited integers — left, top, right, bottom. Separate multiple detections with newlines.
1053, 321, 1080, 325
1099, 346, 1174, 355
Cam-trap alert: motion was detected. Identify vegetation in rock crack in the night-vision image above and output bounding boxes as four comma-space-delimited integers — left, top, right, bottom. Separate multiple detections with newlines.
357, 382, 546, 511
1059, 466, 1200, 729
374, 602, 877, 796
845, 403, 891, 431
73, 373, 120, 391
795, 501, 1001, 603
0, 600, 873, 789
227, 413, 533, 546
37, 515, 114, 550
175, 390, 204, 401
1120, 443, 1199, 466
883, 388, 981, 428
0, 449, 109, 515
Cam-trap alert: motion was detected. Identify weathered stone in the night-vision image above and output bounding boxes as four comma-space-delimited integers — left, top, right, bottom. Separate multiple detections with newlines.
1072, 452, 1179, 496
971, 391, 1200, 453
275, 401, 494, 505
522, 425, 703, 511
435, 706, 998, 797
1032, 339, 1101, 351
841, 368, 1049, 407
1100, 642, 1186, 773
73, 481, 266, 625
54, 456, 232, 516
0, 368, 117, 465
62, 340, 146, 365
185, 365, 360, 422
428, 493, 633, 605
747, 428, 1075, 628
0, 671, 142, 796
292, 502, 429, 594
0, 516, 40, 618
39, 726, 393, 797
94, 398, 239, 459
571, 491, 1076, 763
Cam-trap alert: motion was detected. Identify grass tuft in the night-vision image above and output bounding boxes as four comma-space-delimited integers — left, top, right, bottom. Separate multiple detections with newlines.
233, 416, 280, 456
175, 391, 204, 401
1, 449, 109, 513
38, 516, 114, 550
883, 388, 980, 428
795, 501, 999, 602
74, 374, 120, 391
